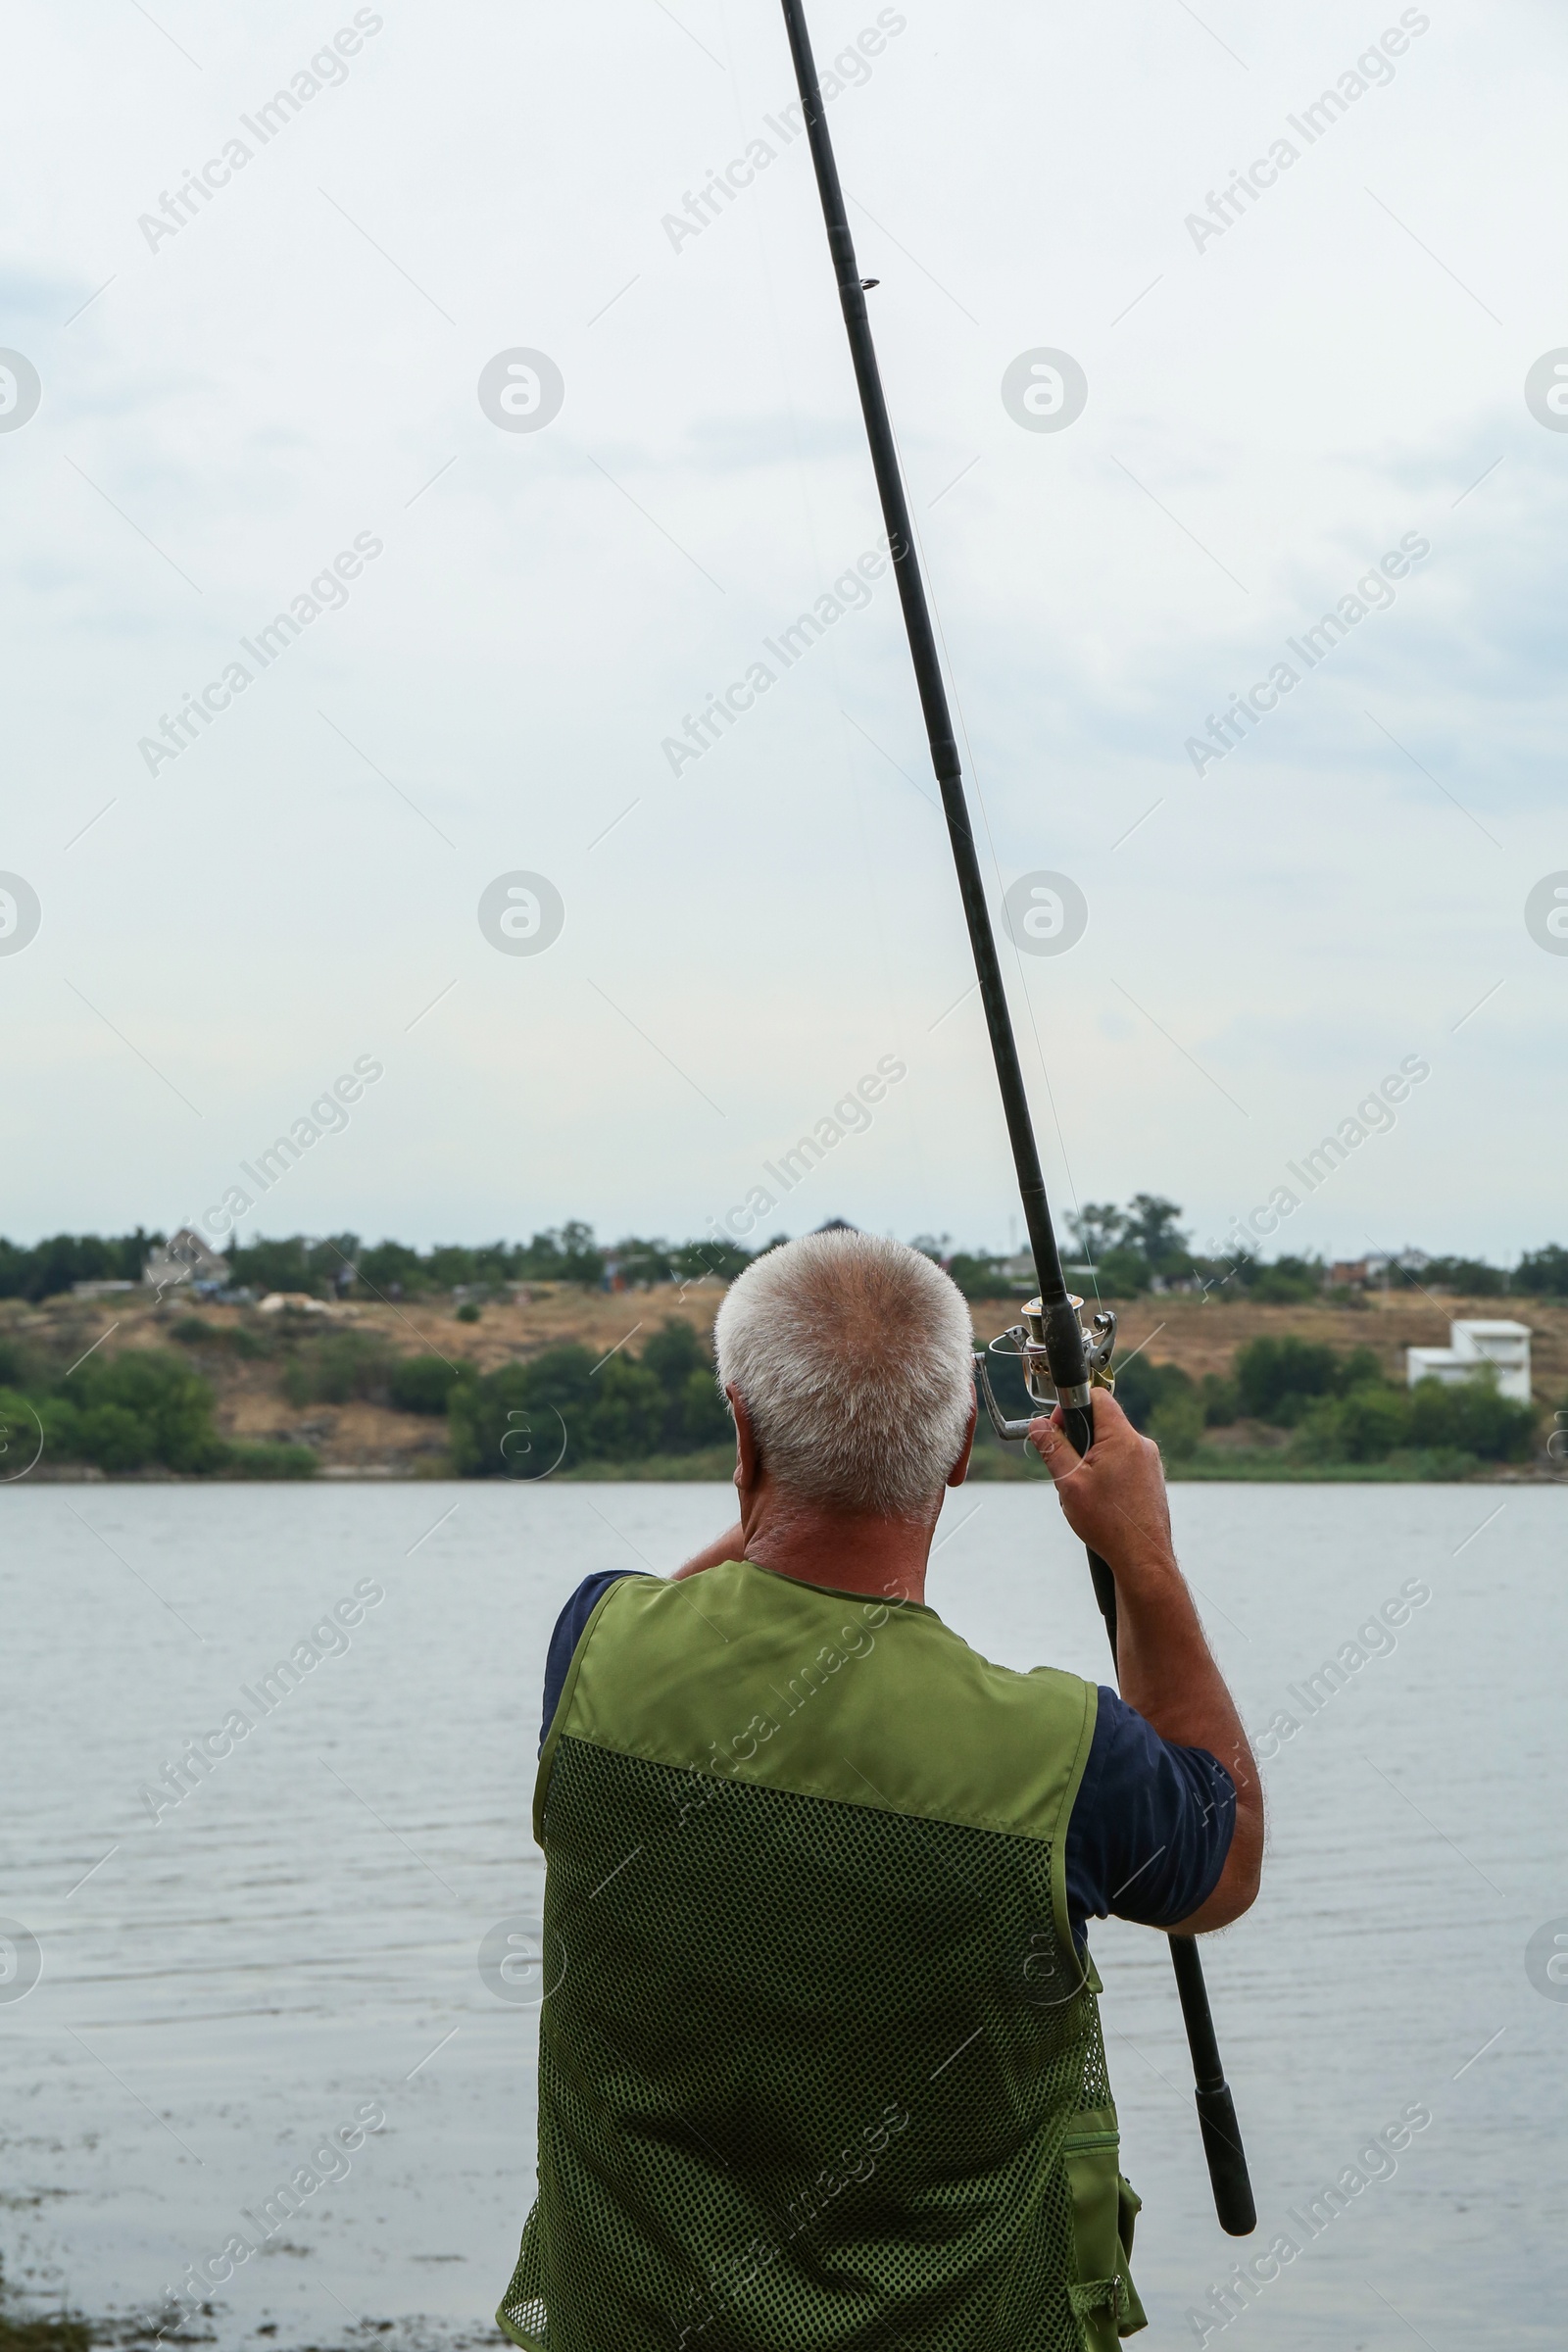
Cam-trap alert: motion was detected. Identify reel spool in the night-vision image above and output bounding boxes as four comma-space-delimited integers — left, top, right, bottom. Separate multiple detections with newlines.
973, 1295, 1117, 1443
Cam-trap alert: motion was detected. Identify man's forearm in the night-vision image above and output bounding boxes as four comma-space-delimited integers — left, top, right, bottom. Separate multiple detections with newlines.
1030, 1396, 1262, 1926
1111, 1545, 1263, 1930
1112, 1546, 1247, 1766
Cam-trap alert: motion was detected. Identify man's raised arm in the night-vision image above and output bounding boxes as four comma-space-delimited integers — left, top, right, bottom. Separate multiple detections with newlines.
1032, 1393, 1263, 1935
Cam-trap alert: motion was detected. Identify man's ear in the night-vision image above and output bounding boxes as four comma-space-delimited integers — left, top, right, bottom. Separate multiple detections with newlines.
946, 1392, 978, 1489
728, 1385, 760, 1497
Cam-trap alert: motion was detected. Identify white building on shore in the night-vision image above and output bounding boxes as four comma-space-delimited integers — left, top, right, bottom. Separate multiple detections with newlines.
1406, 1320, 1532, 1405
143, 1228, 229, 1291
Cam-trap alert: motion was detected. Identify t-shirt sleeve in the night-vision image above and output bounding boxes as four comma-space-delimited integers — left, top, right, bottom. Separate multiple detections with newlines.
1064, 1686, 1236, 1946
540, 1570, 648, 1754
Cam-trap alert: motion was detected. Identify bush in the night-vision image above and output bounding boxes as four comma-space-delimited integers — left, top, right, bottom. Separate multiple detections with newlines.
62, 1350, 225, 1473
1407, 1374, 1535, 1461
221, 1442, 318, 1479
1292, 1385, 1411, 1466
1150, 1389, 1204, 1460
456, 1301, 481, 1325
680, 1366, 732, 1448
390, 1354, 466, 1415
1235, 1337, 1342, 1423
1113, 1355, 1195, 1433
640, 1319, 708, 1391
281, 1333, 396, 1407
449, 1326, 727, 1474
642, 1320, 729, 1447
581, 1357, 665, 1459
0, 1386, 46, 1474
1200, 1374, 1239, 1427
33, 1397, 81, 1460
79, 1402, 153, 1472
1290, 1372, 1535, 1467
1246, 1257, 1322, 1303
450, 1348, 596, 1478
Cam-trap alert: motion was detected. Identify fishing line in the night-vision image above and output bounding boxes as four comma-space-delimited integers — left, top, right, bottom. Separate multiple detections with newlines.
713, 0, 945, 1224
888, 400, 1103, 1306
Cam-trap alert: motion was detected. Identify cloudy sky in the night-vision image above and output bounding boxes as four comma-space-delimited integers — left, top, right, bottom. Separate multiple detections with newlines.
1, 0, 1563, 1265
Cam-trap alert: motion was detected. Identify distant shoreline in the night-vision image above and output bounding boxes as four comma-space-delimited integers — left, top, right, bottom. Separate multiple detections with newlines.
4, 1284, 1560, 1487
7, 1456, 1559, 1489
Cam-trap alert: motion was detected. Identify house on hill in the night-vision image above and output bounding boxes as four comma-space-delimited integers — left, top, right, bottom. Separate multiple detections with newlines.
1407, 1320, 1532, 1405
143, 1228, 229, 1292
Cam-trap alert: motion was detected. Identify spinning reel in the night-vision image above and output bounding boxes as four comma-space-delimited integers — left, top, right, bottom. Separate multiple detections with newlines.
973, 1296, 1118, 1443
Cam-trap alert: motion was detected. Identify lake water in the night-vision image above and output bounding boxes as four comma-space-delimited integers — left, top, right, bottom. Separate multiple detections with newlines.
2, 1481, 1563, 2350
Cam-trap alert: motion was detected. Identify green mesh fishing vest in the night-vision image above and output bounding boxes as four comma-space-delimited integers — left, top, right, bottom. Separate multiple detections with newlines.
498, 1560, 1147, 2352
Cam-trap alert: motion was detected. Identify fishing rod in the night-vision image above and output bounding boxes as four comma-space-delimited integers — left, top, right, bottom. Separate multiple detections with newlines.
776, 0, 1256, 2239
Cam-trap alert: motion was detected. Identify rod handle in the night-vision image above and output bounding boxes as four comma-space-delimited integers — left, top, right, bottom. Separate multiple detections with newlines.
1194, 2081, 1257, 2237
1168, 1933, 1256, 2233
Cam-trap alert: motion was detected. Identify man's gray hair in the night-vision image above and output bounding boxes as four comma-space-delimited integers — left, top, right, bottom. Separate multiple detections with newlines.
713, 1230, 975, 1520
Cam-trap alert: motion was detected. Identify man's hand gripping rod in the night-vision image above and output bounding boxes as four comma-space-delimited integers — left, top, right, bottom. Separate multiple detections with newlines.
776, 0, 1255, 2237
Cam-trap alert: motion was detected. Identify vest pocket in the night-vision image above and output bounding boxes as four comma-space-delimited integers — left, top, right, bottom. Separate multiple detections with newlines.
1061, 2125, 1148, 2343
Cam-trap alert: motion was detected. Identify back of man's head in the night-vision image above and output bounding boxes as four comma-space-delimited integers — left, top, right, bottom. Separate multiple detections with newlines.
713, 1230, 975, 1521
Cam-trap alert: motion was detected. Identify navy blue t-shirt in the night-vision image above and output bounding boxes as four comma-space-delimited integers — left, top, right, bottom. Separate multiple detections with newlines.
540, 1570, 1235, 1947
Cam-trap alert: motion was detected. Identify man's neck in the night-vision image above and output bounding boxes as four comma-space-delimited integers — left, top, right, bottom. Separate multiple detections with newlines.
739, 1492, 934, 1607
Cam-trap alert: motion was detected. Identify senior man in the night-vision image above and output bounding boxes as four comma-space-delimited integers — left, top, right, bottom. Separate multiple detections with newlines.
498, 1230, 1261, 2352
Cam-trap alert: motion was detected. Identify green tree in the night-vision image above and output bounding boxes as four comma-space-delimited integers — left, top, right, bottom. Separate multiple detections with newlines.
1150, 1388, 1203, 1460
1095, 1246, 1152, 1298
1122, 1194, 1189, 1275
582, 1357, 665, 1458
1408, 1373, 1534, 1461
514, 1223, 604, 1285
944, 1251, 1015, 1298
390, 1355, 466, 1414
1335, 1347, 1387, 1394
1234, 1337, 1342, 1424
1114, 1356, 1196, 1434
79, 1402, 153, 1473
0, 1228, 161, 1301
670, 1238, 753, 1283
1246, 1257, 1322, 1304
450, 1348, 596, 1477
611, 1236, 675, 1287
64, 1350, 225, 1472
679, 1367, 733, 1447
1421, 1256, 1507, 1297
641, 1318, 709, 1391
356, 1239, 429, 1297
1517, 1245, 1568, 1296
1069, 1202, 1127, 1264
424, 1245, 480, 1291
227, 1236, 324, 1298
1292, 1385, 1412, 1465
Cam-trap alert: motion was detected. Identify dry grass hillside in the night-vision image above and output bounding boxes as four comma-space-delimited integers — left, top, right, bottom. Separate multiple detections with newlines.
3, 1280, 1563, 1480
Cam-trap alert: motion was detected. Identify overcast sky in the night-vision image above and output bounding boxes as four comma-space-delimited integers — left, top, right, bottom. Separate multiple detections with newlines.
1, 0, 1563, 1265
